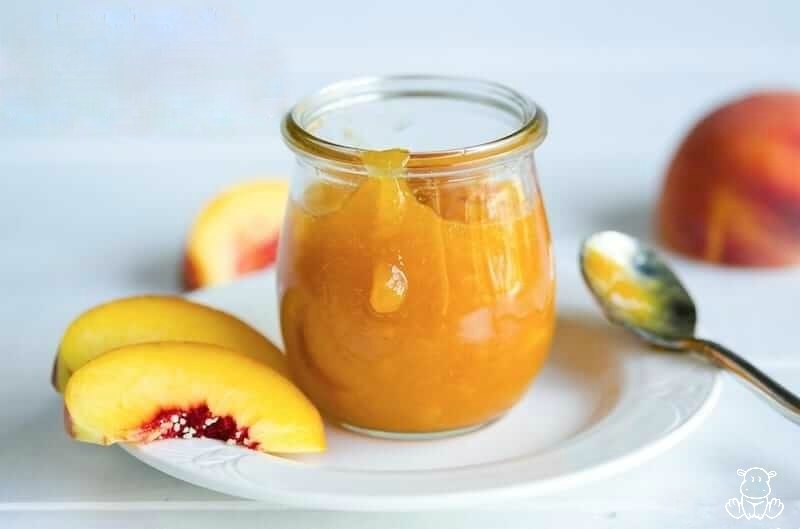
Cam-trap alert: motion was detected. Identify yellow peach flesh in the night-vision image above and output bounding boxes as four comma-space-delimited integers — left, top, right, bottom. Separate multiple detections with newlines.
185, 180, 288, 289
64, 342, 325, 454
53, 296, 287, 392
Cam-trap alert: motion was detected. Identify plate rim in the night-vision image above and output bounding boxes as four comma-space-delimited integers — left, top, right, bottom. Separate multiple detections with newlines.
121, 376, 720, 510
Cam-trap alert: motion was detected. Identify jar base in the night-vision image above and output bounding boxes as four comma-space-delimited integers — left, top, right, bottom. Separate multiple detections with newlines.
338, 418, 498, 440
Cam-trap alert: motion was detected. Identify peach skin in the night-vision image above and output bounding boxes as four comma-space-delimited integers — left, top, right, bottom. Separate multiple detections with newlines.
657, 91, 800, 267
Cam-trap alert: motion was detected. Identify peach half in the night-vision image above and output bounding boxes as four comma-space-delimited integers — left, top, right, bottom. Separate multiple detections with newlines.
658, 91, 800, 266
184, 180, 289, 289
53, 296, 286, 392
64, 342, 325, 453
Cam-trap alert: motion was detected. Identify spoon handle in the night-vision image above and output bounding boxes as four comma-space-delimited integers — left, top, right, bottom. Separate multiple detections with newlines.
685, 338, 800, 424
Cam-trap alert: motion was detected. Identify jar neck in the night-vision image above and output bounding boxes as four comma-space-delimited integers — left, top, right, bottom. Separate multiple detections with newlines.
292, 144, 538, 180
282, 75, 547, 173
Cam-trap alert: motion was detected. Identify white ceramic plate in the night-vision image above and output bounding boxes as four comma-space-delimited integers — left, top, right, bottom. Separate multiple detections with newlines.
122, 268, 720, 511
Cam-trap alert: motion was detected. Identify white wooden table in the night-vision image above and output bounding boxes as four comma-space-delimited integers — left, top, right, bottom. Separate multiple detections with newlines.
2, 140, 800, 528
2, 2, 800, 526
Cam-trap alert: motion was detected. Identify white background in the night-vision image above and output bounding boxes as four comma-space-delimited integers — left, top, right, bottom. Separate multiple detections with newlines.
2, 1, 800, 528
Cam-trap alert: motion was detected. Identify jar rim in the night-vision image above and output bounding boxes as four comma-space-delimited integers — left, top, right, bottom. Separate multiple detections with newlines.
281, 75, 547, 172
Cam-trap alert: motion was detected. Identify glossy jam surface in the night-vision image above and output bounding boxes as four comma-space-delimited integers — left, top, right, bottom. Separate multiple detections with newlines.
278, 150, 555, 433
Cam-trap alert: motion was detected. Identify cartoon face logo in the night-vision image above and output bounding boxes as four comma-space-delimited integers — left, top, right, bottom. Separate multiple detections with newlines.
726, 467, 784, 520
738, 467, 775, 500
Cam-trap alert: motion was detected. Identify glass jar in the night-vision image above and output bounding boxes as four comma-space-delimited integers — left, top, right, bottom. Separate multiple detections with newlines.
279, 75, 554, 438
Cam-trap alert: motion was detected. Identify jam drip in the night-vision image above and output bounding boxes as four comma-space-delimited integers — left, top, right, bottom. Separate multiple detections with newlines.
142, 405, 258, 450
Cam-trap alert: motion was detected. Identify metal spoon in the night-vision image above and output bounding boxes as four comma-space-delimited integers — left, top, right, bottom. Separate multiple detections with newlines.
580, 230, 800, 424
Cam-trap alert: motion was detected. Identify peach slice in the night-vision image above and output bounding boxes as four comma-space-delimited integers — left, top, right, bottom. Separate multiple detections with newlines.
64, 342, 325, 453
53, 296, 286, 392
184, 180, 289, 289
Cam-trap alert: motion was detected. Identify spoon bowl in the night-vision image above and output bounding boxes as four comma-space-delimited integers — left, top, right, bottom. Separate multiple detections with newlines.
580, 231, 696, 347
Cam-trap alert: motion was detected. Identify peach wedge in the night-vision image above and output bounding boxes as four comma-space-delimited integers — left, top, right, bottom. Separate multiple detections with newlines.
184, 180, 289, 290
53, 296, 286, 392
64, 342, 325, 454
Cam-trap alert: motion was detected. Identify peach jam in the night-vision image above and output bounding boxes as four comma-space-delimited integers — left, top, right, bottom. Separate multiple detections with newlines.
279, 76, 554, 436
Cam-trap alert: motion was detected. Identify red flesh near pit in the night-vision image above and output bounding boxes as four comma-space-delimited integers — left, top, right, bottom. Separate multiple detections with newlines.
139, 404, 259, 450
236, 235, 279, 275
